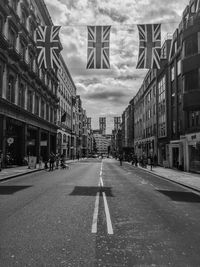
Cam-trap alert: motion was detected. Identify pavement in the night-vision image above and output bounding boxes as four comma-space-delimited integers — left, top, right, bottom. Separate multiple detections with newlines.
1, 159, 200, 194
0, 159, 80, 182
132, 163, 200, 193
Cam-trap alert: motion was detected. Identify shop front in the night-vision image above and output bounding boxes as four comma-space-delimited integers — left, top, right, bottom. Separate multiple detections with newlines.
185, 132, 200, 173
169, 140, 184, 170
5, 118, 25, 166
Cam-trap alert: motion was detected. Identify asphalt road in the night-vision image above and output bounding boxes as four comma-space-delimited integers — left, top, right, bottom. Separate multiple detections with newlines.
1, 158, 200, 266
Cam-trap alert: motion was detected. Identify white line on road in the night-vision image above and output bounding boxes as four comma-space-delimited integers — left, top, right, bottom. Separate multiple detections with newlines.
91, 161, 113, 235
102, 192, 114, 235
91, 191, 100, 233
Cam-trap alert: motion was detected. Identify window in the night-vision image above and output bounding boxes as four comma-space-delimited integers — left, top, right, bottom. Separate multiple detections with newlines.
63, 134, 67, 143
171, 66, 175, 81
18, 83, 25, 108
185, 69, 199, 91
46, 104, 49, 121
184, 34, 198, 57
177, 60, 181, 76
50, 107, 54, 123
188, 110, 200, 128
27, 90, 33, 112
41, 100, 45, 118
35, 95, 39, 115
7, 76, 15, 103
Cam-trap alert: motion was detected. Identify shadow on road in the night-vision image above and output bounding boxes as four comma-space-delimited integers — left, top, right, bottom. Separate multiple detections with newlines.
69, 186, 114, 197
157, 190, 200, 202
0, 185, 32, 195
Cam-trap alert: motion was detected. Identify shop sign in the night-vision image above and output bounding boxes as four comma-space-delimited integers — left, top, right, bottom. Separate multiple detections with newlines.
186, 132, 200, 142
7, 137, 14, 145
40, 140, 47, 146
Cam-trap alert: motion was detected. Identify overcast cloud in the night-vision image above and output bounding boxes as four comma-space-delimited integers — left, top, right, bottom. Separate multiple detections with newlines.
45, 0, 188, 133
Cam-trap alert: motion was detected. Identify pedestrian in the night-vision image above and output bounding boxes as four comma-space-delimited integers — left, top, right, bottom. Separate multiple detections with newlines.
49, 152, 55, 171
119, 154, 123, 166
150, 155, 153, 170
77, 153, 80, 161
55, 153, 60, 169
135, 155, 138, 167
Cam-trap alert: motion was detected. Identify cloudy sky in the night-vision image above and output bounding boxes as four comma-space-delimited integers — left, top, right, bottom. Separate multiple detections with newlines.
45, 0, 188, 133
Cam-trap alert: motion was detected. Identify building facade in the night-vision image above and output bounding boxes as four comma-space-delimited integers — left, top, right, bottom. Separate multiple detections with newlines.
57, 56, 76, 158
119, 0, 200, 173
0, 0, 60, 166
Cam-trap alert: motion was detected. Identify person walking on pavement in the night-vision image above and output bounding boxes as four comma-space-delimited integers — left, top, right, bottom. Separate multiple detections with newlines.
49, 152, 55, 171
150, 155, 154, 171
55, 153, 60, 169
119, 154, 123, 166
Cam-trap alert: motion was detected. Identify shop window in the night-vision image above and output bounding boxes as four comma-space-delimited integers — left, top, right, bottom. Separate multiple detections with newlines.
196, 111, 199, 125
185, 69, 199, 91
7, 75, 15, 103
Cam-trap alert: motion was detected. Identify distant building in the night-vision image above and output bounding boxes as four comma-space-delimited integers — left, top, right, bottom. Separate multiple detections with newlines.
99, 117, 106, 135
114, 117, 121, 131
87, 117, 92, 130
93, 132, 111, 155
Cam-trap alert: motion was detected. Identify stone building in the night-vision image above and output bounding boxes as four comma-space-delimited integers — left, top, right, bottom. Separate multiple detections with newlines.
0, 0, 60, 166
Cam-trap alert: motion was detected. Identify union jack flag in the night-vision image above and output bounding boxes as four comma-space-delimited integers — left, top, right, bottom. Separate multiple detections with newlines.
36, 26, 61, 69
136, 24, 161, 69
87, 25, 111, 69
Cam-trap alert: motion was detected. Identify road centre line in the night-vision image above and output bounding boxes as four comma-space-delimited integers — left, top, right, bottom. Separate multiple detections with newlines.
102, 192, 114, 235
91, 191, 100, 233
91, 161, 113, 235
